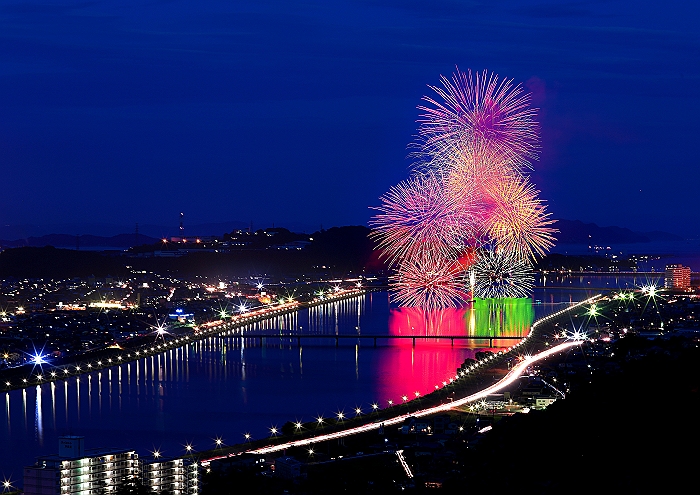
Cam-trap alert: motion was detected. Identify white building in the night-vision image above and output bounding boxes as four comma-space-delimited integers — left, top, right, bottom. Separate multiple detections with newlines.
24, 436, 139, 495
142, 456, 200, 494
23, 436, 199, 495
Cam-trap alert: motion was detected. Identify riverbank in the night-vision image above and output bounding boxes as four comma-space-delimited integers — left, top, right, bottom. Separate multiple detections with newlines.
0, 288, 368, 392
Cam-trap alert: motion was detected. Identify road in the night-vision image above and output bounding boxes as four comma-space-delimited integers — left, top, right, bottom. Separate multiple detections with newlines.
200, 339, 583, 462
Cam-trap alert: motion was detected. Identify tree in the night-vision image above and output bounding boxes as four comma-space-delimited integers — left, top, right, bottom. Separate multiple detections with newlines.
114, 476, 150, 495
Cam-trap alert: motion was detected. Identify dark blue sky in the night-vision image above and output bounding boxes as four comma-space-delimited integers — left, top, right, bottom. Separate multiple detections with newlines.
1, 1, 698, 237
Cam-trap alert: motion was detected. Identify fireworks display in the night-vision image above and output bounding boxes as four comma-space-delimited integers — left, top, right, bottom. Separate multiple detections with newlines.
472, 249, 535, 299
371, 68, 556, 308
390, 252, 469, 309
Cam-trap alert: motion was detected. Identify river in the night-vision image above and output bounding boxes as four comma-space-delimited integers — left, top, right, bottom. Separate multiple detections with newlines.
0, 275, 646, 487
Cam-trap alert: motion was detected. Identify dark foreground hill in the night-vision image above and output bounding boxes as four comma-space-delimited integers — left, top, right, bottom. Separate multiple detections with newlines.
450, 338, 699, 494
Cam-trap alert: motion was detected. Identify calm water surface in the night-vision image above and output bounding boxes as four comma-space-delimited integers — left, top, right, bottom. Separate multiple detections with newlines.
0, 277, 642, 485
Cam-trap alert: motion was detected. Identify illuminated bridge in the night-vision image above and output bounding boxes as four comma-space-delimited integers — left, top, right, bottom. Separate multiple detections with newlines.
222, 333, 525, 348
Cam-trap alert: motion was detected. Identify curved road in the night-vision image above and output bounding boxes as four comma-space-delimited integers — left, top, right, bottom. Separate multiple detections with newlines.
199, 339, 583, 463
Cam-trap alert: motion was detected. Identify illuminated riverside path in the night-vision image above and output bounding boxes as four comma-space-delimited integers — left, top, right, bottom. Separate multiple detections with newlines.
1, 273, 636, 391
198, 294, 601, 464
0, 284, 572, 391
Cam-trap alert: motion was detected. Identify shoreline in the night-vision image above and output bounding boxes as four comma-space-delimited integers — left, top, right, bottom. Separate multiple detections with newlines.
0, 288, 368, 393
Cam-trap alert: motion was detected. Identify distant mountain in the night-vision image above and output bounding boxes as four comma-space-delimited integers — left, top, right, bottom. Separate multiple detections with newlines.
0, 220, 684, 250
0, 246, 130, 278
636, 230, 685, 242
0, 233, 160, 249
0, 222, 248, 239
0, 226, 383, 278
0, 220, 321, 239
555, 220, 683, 244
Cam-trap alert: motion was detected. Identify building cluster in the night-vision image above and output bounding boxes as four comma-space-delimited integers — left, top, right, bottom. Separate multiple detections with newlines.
136, 228, 315, 258
0, 273, 274, 367
24, 436, 199, 495
0, 269, 369, 380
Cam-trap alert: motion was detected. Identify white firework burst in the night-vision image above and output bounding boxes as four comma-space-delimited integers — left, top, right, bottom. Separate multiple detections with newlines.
472, 249, 534, 298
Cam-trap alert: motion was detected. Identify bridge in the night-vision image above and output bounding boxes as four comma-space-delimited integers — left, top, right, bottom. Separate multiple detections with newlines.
220, 333, 525, 348
548, 271, 663, 276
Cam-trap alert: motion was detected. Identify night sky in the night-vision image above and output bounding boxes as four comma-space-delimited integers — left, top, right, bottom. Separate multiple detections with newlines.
1, 1, 698, 237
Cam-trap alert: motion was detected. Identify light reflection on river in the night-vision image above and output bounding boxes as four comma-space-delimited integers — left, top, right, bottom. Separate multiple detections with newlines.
0, 276, 643, 485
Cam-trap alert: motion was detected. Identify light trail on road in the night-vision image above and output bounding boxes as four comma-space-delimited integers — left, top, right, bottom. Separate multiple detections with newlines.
201, 338, 582, 462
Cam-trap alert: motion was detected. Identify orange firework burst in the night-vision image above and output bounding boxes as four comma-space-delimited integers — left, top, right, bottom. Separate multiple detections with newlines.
485, 177, 557, 260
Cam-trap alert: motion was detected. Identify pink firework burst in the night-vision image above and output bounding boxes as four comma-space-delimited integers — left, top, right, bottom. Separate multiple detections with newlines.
417, 68, 540, 171
373, 68, 556, 309
370, 172, 479, 266
390, 252, 470, 309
